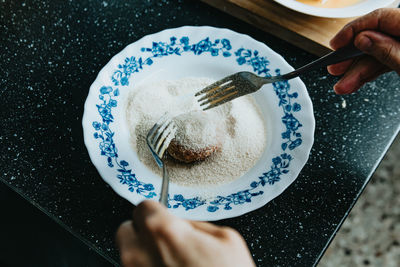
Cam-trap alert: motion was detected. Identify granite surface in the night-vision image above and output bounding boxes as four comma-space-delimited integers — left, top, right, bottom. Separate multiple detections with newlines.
0, 182, 112, 267
1, 1, 400, 266
320, 135, 400, 266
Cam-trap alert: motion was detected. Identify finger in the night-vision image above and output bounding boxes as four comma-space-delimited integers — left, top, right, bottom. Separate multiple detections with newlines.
116, 221, 139, 251
327, 59, 354, 76
133, 201, 177, 253
116, 221, 151, 267
334, 56, 389, 94
133, 201, 193, 265
133, 200, 172, 236
134, 201, 191, 244
330, 20, 356, 50
330, 8, 400, 50
190, 221, 248, 246
354, 30, 400, 74
190, 221, 226, 236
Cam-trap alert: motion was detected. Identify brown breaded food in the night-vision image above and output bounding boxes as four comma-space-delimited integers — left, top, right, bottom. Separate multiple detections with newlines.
167, 110, 222, 163
167, 139, 220, 163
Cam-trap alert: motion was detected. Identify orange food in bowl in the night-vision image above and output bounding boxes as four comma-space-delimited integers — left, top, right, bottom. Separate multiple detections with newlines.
296, 0, 362, 8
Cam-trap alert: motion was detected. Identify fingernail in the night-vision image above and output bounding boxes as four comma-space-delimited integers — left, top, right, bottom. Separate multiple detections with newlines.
357, 36, 372, 51
333, 84, 340, 94
333, 81, 347, 95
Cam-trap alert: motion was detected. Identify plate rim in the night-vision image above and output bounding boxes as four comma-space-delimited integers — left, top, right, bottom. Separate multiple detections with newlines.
82, 25, 315, 220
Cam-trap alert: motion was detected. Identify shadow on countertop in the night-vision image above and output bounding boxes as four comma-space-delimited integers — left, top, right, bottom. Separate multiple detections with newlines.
0, 183, 114, 267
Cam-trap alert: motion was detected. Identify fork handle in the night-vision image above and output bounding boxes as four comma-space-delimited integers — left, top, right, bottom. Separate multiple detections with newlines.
280, 44, 364, 80
159, 164, 169, 206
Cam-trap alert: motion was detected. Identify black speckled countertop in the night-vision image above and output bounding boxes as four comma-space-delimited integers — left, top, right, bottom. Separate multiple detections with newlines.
1, 1, 399, 266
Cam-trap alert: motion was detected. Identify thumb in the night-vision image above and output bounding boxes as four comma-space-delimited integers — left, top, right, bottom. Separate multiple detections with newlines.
133, 200, 192, 266
133, 200, 190, 242
355, 31, 400, 74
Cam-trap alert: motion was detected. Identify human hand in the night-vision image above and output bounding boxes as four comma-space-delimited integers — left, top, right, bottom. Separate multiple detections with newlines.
116, 200, 255, 267
327, 8, 400, 94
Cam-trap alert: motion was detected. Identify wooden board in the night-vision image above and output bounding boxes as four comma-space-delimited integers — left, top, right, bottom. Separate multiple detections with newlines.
201, 0, 400, 56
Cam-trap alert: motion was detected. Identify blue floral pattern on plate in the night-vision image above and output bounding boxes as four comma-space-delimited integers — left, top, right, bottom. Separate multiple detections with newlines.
91, 34, 304, 212
111, 37, 232, 86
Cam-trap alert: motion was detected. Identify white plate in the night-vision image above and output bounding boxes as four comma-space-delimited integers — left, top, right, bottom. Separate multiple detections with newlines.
274, 0, 396, 18
82, 26, 315, 221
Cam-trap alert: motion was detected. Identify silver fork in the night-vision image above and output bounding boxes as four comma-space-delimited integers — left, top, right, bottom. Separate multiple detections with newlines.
146, 114, 177, 206
195, 43, 364, 110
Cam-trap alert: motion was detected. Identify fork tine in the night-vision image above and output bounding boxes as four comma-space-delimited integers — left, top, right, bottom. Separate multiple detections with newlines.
157, 125, 177, 157
154, 122, 175, 153
196, 80, 233, 101
199, 89, 239, 107
198, 85, 237, 106
197, 82, 236, 102
202, 91, 240, 111
151, 118, 172, 147
194, 75, 234, 97
147, 123, 159, 143
147, 114, 169, 141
